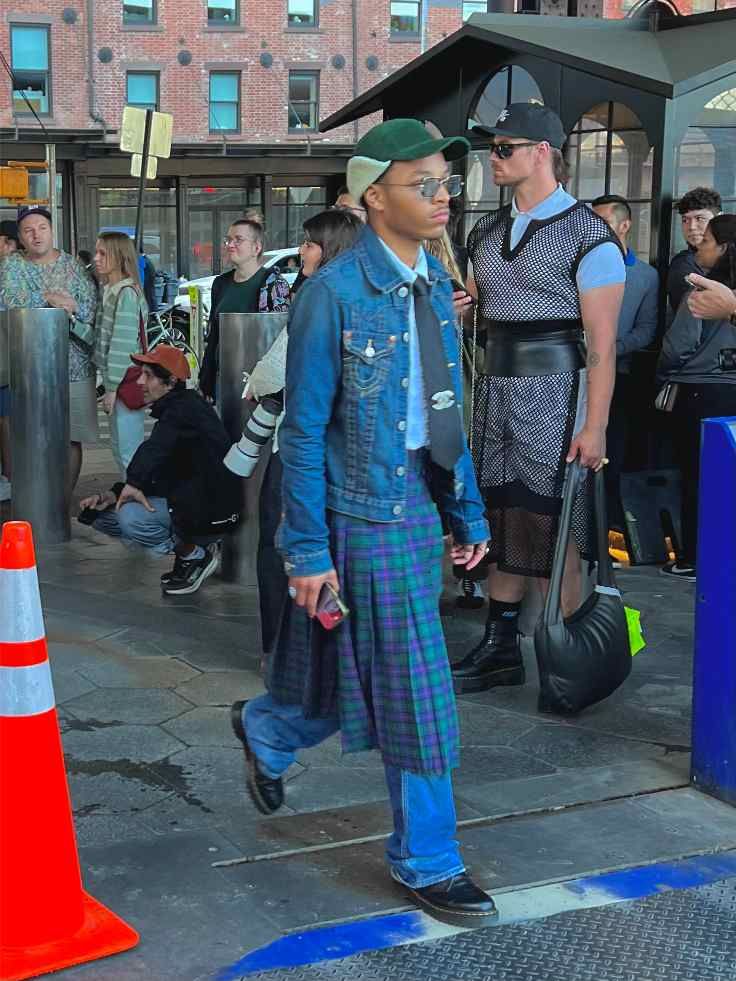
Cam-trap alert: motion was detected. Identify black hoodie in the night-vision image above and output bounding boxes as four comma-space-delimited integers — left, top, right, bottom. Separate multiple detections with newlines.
126, 388, 241, 538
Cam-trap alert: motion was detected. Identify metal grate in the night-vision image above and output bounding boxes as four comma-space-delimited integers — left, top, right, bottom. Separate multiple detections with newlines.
242, 877, 736, 980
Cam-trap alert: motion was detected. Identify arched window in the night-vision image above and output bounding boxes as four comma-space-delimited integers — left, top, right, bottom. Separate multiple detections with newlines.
464, 66, 544, 237
567, 102, 654, 259
673, 87, 736, 254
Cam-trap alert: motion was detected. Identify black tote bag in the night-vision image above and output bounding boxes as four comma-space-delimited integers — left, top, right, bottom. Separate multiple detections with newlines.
534, 461, 632, 715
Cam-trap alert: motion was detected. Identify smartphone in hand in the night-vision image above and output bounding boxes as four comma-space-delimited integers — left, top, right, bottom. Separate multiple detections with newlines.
315, 582, 349, 630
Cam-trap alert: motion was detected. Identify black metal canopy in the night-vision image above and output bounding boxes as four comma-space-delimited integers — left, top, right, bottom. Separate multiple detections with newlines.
320, 9, 736, 132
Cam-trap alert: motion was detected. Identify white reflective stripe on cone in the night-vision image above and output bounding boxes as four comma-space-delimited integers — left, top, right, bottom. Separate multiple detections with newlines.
0, 662, 56, 717
0, 567, 45, 644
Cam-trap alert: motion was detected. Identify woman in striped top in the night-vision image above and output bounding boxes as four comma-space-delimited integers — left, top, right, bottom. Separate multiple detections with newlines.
93, 232, 149, 475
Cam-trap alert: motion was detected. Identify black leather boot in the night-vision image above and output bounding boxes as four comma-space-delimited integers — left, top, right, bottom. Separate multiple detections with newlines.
451, 617, 524, 693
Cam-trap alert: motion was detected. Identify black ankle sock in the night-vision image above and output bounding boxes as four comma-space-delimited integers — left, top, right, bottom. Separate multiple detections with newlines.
487, 598, 522, 623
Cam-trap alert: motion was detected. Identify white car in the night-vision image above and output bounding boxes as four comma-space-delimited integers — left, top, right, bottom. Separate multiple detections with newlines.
176, 248, 300, 316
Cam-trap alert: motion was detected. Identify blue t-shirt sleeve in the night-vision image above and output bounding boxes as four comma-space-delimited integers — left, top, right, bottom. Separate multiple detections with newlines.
576, 242, 626, 294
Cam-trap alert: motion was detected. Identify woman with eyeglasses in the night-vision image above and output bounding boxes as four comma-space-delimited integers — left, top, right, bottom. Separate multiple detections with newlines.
227, 209, 363, 656
199, 216, 291, 401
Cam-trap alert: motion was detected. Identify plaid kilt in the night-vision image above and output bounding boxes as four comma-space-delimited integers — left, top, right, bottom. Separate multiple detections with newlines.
266, 452, 459, 776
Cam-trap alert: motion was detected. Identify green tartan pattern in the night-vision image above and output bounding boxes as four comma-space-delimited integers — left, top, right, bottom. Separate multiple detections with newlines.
329, 458, 459, 775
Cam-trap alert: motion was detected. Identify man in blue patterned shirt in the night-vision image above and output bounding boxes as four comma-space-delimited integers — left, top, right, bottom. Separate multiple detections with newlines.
0, 206, 97, 494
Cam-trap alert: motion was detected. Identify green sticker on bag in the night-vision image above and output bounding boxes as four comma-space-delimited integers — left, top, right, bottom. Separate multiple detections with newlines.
625, 606, 646, 656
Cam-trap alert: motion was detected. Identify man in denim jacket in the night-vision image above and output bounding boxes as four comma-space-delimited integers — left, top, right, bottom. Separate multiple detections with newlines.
231, 120, 496, 918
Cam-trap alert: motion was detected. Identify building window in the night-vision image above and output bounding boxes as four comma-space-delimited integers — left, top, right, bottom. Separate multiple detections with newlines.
270, 186, 327, 249
567, 102, 654, 261
126, 72, 159, 111
208, 0, 239, 23
209, 72, 240, 133
287, 0, 317, 27
288, 71, 319, 131
462, 1, 486, 19
10, 25, 51, 115
516, 0, 540, 12
391, 1, 421, 35
123, 0, 156, 24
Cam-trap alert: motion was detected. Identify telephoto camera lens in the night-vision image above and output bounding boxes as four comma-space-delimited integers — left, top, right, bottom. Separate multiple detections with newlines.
224, 394, 283, 477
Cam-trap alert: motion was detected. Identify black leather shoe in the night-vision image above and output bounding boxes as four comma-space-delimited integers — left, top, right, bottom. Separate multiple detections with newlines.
392, 870, 498, 918
451, 618, 524, 694
230, 700, 284, 815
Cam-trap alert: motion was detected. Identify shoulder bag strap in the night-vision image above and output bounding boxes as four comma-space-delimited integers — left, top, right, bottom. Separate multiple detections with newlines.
542, 459, 580, 628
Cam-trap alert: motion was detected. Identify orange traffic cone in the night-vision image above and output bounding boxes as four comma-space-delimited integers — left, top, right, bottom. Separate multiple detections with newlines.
0, 521, 139, 981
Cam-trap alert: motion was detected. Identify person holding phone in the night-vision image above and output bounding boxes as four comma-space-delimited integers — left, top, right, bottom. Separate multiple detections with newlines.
230, 119, 496, 920
657, 214, 736, 581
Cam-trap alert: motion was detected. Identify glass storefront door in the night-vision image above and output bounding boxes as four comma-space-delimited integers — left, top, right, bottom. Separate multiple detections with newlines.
187, 185, 261, 278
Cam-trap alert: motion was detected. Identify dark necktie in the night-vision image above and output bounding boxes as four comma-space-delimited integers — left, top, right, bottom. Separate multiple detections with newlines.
413, 277, 465, 473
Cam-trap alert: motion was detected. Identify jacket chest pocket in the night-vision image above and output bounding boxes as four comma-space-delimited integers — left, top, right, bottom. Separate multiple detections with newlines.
342, 330, 396, 395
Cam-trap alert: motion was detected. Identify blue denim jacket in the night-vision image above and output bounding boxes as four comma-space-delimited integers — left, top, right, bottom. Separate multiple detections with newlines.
278, 225, 489, 576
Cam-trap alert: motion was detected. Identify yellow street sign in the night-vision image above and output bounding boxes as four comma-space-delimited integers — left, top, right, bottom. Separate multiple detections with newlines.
130, 154, 158, 179
149, 112, 173, 159
120, 106, 173, 159
120, 106, 147, 154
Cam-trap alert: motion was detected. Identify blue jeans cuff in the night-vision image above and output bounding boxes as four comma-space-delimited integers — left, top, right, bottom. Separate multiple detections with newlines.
390, 862, 466, 890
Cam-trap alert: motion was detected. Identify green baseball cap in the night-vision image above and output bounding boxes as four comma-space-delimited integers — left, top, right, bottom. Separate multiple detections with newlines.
347, 118, 470, 202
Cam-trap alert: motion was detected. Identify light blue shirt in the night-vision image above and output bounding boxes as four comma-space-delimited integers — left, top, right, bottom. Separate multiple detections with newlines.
510, 185, 625, 293
378, 239, 429, 449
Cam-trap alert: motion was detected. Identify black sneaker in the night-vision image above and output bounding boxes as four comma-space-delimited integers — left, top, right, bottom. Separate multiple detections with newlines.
455, 578, 485, 610
160, 544, 219, 588
660, 561, 696, 583
230, 700, 284, 815
162, 546, 219, 595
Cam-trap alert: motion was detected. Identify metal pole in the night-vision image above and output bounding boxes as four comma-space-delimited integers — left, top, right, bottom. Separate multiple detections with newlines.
691, 416, 736, 806
217, 311, 288, 584
7, 308, 71, 544
45, 144, 58, 249
134, 109, 153, 253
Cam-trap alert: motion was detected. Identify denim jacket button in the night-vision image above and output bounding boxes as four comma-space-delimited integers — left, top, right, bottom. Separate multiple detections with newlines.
398, 286, 409, 298
393, 504, 402, 515
397, 420, 406, 432
402, 331, 409, 343
396, 465, 406, 476
401, 377, 409, 389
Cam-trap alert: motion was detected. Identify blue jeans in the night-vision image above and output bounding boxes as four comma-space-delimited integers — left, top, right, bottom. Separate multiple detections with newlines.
244, 694, 464, 888
92, 496, 175, 555
110, 401, 145, 476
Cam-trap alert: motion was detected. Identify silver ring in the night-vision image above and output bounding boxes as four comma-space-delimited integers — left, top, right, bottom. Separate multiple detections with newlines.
288, 586, 297, 599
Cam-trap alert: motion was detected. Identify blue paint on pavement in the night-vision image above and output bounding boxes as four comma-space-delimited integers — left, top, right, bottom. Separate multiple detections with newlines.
566, 851, 736, 901
215, 911, 427, 980
216, 850, 736, 979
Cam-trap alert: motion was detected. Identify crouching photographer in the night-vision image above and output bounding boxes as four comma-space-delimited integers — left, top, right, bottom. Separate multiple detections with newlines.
79, 345, 241, 595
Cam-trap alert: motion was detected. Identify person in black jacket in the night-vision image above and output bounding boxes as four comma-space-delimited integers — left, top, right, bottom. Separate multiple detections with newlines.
79, 345, 241, 595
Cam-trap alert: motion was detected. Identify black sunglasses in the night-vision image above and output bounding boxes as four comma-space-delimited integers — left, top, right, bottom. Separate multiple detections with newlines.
489, 141, 540, 160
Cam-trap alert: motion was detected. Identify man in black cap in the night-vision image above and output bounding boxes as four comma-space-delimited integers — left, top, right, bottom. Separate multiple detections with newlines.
452, 104, 625, 697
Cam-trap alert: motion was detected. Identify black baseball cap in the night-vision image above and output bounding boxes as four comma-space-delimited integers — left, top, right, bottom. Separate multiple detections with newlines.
0, 220, 19, 243
17, 204, 53, 228
473, 103, 566, 150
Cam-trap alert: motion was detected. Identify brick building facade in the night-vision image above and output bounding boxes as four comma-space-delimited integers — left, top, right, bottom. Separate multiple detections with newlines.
2, 0, 732, 274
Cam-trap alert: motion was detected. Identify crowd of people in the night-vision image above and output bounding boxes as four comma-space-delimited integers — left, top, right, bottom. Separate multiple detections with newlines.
1, 105, 735, 919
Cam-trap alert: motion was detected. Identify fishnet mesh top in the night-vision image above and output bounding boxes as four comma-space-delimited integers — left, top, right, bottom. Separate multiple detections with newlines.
465, 202, 615, 576
468, 203, 618, 323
